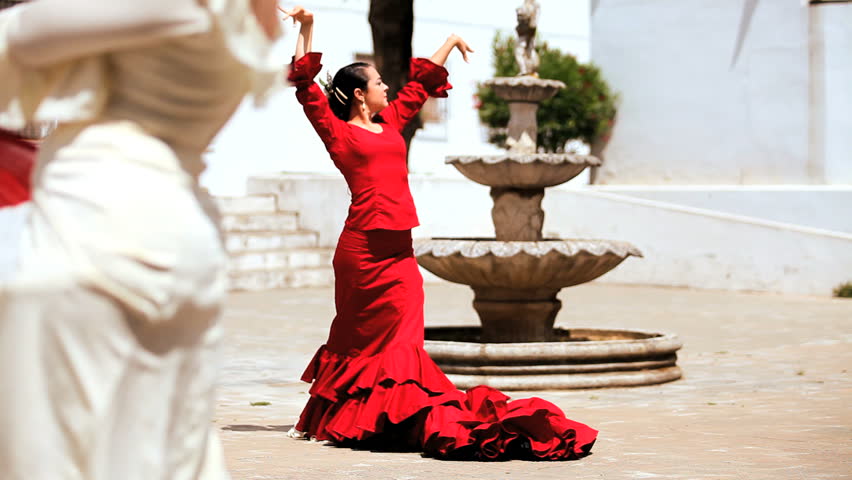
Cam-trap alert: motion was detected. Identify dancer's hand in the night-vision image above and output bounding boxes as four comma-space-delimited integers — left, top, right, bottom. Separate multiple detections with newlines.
285, 5, 315, 61
448, 34, 474, 63
280, 5, 314, 26
430, 34, 475, 66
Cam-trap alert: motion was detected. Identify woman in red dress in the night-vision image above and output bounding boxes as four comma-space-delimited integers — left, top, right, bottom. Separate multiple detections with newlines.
284, 6, 597, 461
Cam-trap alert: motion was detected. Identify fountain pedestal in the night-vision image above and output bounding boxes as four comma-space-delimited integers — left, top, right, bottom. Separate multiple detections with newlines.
473, 290, 560, 343
490, 187, 544, 241
487, 76, 564, 149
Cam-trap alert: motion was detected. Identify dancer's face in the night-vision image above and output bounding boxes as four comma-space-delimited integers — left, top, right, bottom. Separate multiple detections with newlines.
359, 66, 389, 114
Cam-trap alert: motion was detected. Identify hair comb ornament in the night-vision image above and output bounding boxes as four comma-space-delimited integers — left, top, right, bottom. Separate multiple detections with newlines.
319, 71, 349, 105
319, 71, 333, 93
333, 87, 348, 103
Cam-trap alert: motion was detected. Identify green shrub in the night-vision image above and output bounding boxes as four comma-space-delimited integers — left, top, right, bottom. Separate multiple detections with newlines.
476, 32, 618, 153
833, 281, 852, 298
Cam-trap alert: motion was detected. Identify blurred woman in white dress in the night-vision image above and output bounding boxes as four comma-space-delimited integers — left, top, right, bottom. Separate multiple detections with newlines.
0, 1, 286, 478
0, 1, 42, 280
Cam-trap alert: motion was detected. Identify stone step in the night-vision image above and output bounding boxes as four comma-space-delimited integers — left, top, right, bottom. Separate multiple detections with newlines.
228, 248, 333, 272
225, 231, 319, 253
215, 194, 277, 215
221, 211, 300, 233
228, 266, 335, 291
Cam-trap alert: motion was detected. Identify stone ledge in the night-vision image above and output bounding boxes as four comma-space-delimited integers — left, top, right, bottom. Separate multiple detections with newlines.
228, 248, 333, 272
221, 212, 300, 233
215, 195, 277, 215
228, 266, 334, 291
225, 231, 319, 253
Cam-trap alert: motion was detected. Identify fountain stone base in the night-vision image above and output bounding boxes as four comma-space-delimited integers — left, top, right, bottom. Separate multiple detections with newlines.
424, 327, 683, 390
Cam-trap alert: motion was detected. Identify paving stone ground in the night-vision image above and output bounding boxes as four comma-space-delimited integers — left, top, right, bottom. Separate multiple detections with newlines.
216, 283, 852, 479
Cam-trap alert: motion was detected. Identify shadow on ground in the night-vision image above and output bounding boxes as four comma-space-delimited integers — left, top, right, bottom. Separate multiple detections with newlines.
222, 424, 294, 432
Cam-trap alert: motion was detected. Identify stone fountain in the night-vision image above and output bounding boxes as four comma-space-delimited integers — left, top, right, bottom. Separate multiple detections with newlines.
414, 0, 682, 390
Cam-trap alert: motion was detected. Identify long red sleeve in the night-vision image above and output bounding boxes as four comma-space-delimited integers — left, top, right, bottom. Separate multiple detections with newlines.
289, 52, 348, 157
378, 58, 452, 132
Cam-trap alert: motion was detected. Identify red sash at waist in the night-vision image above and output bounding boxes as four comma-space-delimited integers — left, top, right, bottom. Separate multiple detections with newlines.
0, 128, 37, 206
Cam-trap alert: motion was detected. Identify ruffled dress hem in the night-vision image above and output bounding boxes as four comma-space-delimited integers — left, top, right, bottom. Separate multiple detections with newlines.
296, 343, 598, 461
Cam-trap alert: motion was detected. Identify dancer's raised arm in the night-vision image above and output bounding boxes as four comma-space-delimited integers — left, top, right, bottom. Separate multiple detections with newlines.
378, 34, 473, 132
282, 5, 314, 61
430, 34, 474, 66
283, 6, 349, 155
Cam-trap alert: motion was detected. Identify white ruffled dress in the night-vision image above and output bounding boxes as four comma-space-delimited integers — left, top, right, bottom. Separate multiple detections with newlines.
0, 1, 286, 478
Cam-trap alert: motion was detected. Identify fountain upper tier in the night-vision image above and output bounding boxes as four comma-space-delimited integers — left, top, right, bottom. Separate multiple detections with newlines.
483, 77, 565, 103
447, 154, 601, 189
482, 77, 569, 154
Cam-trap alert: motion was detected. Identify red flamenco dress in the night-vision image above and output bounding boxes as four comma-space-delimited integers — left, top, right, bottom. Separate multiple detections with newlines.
0, 128, 35, 207
289, 52, 598, 461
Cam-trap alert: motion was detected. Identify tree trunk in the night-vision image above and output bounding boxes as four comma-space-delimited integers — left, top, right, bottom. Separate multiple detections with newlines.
369, 0, 419, 166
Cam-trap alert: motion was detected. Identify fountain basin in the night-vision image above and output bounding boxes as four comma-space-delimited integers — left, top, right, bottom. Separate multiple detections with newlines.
447, 154, 601, 189
483, 77, 566, 103
415, 238, 642, 290
416, 238, 644, 342
424, 327, 683, 390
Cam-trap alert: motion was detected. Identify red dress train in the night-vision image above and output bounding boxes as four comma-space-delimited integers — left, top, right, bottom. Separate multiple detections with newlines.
289, 53, 597, 461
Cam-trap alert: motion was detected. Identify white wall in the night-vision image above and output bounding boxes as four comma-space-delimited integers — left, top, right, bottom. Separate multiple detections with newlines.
545, 189, 852, 296
246, 174, 852, 296
591, 0, 814, 185
201, 0, 591, 195
809, 2, 852, 184
594, 186, 852, 234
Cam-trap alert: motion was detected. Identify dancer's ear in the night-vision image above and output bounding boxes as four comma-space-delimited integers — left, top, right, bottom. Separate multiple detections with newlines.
353, 88, 366, 104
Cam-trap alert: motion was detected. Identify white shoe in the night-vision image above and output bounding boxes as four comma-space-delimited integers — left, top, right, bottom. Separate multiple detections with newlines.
287, 427, 306, 439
